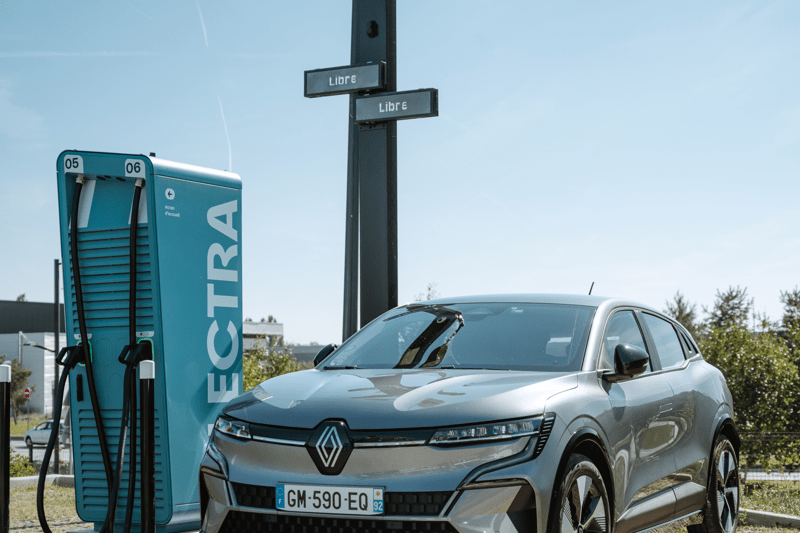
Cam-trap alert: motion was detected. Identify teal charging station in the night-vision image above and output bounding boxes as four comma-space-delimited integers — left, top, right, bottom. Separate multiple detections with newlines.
56, 151, 243, 531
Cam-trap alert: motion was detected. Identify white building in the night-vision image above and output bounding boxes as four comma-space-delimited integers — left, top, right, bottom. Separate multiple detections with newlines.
0, 331, 67, 416
243, 320, 284, 351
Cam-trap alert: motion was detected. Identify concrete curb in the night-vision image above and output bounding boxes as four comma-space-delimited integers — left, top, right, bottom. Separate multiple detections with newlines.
741, 508, 800, 529
10, 474, 75, 490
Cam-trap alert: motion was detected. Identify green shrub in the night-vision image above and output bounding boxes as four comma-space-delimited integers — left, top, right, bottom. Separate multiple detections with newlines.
10, 450, 35, 477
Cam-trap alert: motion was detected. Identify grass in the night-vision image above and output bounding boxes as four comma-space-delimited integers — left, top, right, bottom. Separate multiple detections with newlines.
742, 481, 800, 517
10, 413, 50, 436
736, 524, 797, 533
10, 484, 88, 532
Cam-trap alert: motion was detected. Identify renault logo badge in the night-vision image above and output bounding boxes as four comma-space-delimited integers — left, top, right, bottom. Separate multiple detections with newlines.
307, 421, 352, 475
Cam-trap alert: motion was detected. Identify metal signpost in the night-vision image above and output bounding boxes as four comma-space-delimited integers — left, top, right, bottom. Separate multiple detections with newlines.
304, 0, 438, 339
140, 360, 155, 533
24, 388, 29, 430
1, 364, 10, 533
54, 258, 61, 474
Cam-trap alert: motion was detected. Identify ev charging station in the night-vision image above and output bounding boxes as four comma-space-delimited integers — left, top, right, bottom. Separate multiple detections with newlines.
55, 151, 243, 531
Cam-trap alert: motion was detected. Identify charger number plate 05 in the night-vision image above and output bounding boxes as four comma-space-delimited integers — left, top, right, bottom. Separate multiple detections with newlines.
276, 483, 384, 515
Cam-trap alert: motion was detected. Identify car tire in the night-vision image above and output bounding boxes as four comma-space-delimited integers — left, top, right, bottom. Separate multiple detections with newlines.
549, 453, 611, 533
25, 437, 32, 447
688, 435, 740, 533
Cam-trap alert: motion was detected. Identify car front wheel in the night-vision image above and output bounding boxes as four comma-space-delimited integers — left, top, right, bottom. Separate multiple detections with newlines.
550, 453, 610, 533
689, 435, 739, 533
25, 437, 32, 447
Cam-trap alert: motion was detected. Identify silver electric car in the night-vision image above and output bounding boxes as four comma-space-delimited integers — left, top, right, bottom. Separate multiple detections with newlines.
200, 295, 740, 533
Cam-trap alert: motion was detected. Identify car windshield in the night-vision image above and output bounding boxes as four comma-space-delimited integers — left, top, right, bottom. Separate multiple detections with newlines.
324, 302, 595, 371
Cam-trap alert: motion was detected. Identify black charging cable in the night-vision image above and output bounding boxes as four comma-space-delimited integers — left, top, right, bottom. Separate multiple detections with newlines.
36, 346, 83, 533
40, 178, 116, 533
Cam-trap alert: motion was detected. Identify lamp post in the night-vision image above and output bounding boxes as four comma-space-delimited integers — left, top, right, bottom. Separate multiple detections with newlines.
17, 332, 29, 430
22, 341, 60, 474
54, 259, 61, 473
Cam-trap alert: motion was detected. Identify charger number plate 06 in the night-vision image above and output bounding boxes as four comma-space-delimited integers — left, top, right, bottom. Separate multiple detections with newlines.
276, 483, 384, 515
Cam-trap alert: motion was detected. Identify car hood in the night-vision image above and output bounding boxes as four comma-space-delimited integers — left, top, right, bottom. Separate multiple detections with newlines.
223, 368, 577, 430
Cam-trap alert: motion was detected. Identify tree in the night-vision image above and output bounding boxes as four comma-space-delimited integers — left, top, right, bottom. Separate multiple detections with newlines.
663, 291, 700, 338
414, 282, 440, 302
699, 322, 800, 469
780, 287, 800, 332
704, 286, 753, 331
779, 297, 800, 434
0, 354, 33, 423
242, 334, 309, 391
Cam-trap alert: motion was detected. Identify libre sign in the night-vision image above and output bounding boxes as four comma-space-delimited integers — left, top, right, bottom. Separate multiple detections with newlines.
305, 63, 385, 98
354, 89, 438, 124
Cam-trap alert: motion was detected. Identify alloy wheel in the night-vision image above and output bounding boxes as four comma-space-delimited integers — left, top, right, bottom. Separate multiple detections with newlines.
716, 449, 739, 533
561, 474, 608, 533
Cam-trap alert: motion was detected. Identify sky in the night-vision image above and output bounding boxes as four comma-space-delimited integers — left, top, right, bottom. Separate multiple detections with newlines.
1, 1, 798, 344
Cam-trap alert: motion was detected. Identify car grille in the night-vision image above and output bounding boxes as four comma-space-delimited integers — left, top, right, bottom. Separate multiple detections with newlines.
383, 492, 451, 516
232, 483, 452, 517
220, 511, 457, 533
234, 484, 277, 509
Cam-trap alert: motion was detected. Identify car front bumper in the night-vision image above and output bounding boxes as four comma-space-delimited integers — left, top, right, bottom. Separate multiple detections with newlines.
199, 430, 554, 533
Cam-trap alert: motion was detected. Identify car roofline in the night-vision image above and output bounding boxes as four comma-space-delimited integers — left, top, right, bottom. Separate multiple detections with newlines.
401, 293, 659, 312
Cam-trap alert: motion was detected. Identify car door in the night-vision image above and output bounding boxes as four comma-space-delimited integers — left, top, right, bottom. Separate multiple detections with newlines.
640, 313, 713, 517
595, 309, 678, 533
37, 421, 52, 444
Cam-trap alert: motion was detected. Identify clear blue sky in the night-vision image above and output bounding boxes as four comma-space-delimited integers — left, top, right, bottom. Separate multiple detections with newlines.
1, 1, 798, 343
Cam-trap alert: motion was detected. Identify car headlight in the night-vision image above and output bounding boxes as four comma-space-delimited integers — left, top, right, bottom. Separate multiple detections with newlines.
214, 417, 251, 440
429, 416, 543, 445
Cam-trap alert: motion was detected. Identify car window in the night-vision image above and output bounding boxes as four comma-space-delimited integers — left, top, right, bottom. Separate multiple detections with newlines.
643, 314, 686, 370
680, 331, 698, 356
598, 310, 650, 373
326, 303, 595, 371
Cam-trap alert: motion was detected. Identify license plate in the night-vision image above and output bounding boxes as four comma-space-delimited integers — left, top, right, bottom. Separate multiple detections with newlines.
276, 483, 384, 515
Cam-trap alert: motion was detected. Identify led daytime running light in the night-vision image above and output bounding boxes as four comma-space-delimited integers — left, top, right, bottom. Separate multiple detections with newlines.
215, 417, 252, 440
430, 417, 542, 444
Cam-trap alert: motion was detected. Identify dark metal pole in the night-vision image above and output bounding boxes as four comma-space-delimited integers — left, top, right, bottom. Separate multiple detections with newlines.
0, 364, 10, 533
353, 0, 398, 328
53, 259, 60, 474
342, 0, 361, 342
140, 360, 155, 533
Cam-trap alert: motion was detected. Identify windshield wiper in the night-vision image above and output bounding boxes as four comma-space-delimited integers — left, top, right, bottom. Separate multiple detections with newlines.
396, 310, 463, 369
323, 365, 358, 370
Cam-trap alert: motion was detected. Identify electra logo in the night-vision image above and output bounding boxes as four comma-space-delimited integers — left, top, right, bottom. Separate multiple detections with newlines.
307, 421, 353, 475
206, 199, 241, 408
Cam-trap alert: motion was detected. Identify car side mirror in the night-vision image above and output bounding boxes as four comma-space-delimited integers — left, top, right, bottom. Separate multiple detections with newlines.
603, 344, 649, 382
313, 344, 337, 367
